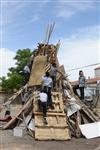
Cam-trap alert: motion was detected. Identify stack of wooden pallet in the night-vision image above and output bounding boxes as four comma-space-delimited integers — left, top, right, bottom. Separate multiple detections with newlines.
34, 91, 70, 140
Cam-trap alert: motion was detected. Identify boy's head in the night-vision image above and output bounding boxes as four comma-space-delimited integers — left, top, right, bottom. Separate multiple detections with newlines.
45, 71, 50, 77
79, 70, 84, 76
52, 63, 56, 67
41, 89, 46, 93
5, 110, 10, 116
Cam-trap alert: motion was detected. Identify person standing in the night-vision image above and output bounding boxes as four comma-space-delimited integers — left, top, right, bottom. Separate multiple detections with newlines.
73, 70, 86, 100
50, 63, 62, 89
42, 71, 54, 109
23, 64, 30, 84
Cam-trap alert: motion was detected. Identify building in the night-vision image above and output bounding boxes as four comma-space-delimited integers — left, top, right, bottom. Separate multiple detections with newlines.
71, 67, 100, 88
94, 67, 100, 78
71, 77, 100, 88
71, 67, 100, 102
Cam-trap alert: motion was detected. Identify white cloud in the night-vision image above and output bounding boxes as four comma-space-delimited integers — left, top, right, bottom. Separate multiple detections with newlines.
0, 48, 16, 77
2, 1, 49, 27
2, 2, 27, 26
56, 1, 96, 19
57, 10, 74, 18
28, 15, 39, 24
58, 25, 100, 81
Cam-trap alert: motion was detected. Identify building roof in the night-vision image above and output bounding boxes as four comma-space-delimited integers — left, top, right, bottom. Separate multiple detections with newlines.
71, 77, 100, 86
94, 66, 100, 70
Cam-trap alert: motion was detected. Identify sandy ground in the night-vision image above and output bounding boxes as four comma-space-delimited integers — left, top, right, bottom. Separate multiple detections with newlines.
0, 129, 100, 150
0, 103, 100, 150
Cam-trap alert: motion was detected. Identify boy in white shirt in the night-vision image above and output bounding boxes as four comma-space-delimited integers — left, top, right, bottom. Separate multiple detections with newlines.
38, 90, 48, 124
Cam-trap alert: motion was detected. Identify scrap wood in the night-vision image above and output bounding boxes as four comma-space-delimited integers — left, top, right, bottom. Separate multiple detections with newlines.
75, 111, 82, 138
81, 112, 92, 124
81, 105, 99, 122
22, 113, 35, 137
3, 94, 34, 130
68, 111, 82, 138
73, 95, 100, 122
3, 84, 27, 106
34, 91, 70, 140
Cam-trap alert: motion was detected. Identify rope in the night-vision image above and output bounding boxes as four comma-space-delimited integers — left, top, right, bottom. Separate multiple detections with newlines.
67, 63, 100, 71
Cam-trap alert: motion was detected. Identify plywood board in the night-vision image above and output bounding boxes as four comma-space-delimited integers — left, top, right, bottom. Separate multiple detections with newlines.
28, 55, 47, 86
79, 122, 100, 139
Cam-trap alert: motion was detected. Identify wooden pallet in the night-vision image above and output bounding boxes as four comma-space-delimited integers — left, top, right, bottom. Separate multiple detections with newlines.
34, 92, 70, 140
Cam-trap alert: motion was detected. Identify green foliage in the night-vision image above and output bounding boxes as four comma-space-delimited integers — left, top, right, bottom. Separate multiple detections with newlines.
0, 74, 23, 92
14, 49, 32, 73
1, 48, 32, 92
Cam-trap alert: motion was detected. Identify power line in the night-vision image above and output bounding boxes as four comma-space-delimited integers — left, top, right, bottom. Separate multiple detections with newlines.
67, 63, 100, 71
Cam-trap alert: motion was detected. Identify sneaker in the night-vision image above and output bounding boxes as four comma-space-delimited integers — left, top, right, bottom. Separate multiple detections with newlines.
43, 118, 48, 125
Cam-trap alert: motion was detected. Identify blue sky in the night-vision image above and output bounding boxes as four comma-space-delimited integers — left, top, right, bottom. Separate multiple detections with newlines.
0, 0, 100, 80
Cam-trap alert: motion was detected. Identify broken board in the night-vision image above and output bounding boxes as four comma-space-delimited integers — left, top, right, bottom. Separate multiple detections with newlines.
34, 91, 70, 140
28, 55, 47, 86
3, 95, 34, 129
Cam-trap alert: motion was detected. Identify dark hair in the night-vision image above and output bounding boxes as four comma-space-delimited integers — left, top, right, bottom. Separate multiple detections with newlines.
41, 89, 47, 93
45, 71, 50, 77
79, 70, 83, 74
5, 110, 10, 116
52, 63, 56, 67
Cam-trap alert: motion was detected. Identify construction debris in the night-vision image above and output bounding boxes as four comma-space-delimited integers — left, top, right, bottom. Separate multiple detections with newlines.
0, 24, 100, 141
79, 122, 100, 139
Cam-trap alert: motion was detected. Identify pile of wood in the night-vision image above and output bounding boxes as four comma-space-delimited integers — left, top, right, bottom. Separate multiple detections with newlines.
1, 26, 100, 140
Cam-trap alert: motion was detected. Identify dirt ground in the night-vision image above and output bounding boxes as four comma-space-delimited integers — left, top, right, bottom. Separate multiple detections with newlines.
0, 130, 100, 150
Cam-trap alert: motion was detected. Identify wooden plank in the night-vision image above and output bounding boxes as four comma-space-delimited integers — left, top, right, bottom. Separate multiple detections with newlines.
28, 55, 47, 86
74, 95, 99, 121
3, 95, 34, 129
75, 111, 81, 138
34, 112, 66, 116
35, 114, 70, 140
35, 127, 70, 140
4, 84, 27, 105
52, 92, 64, 112
35, 125, 67, 128
34, 91, 70, 140
35, 115, 67, 126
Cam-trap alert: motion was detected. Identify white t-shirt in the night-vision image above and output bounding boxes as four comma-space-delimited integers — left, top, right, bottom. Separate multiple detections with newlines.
39, 92, 48, 102
24, 65, 30, 73
42, 76, 52, 87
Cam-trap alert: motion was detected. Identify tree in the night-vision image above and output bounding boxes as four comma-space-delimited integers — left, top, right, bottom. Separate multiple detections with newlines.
0, 48, 32, 92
